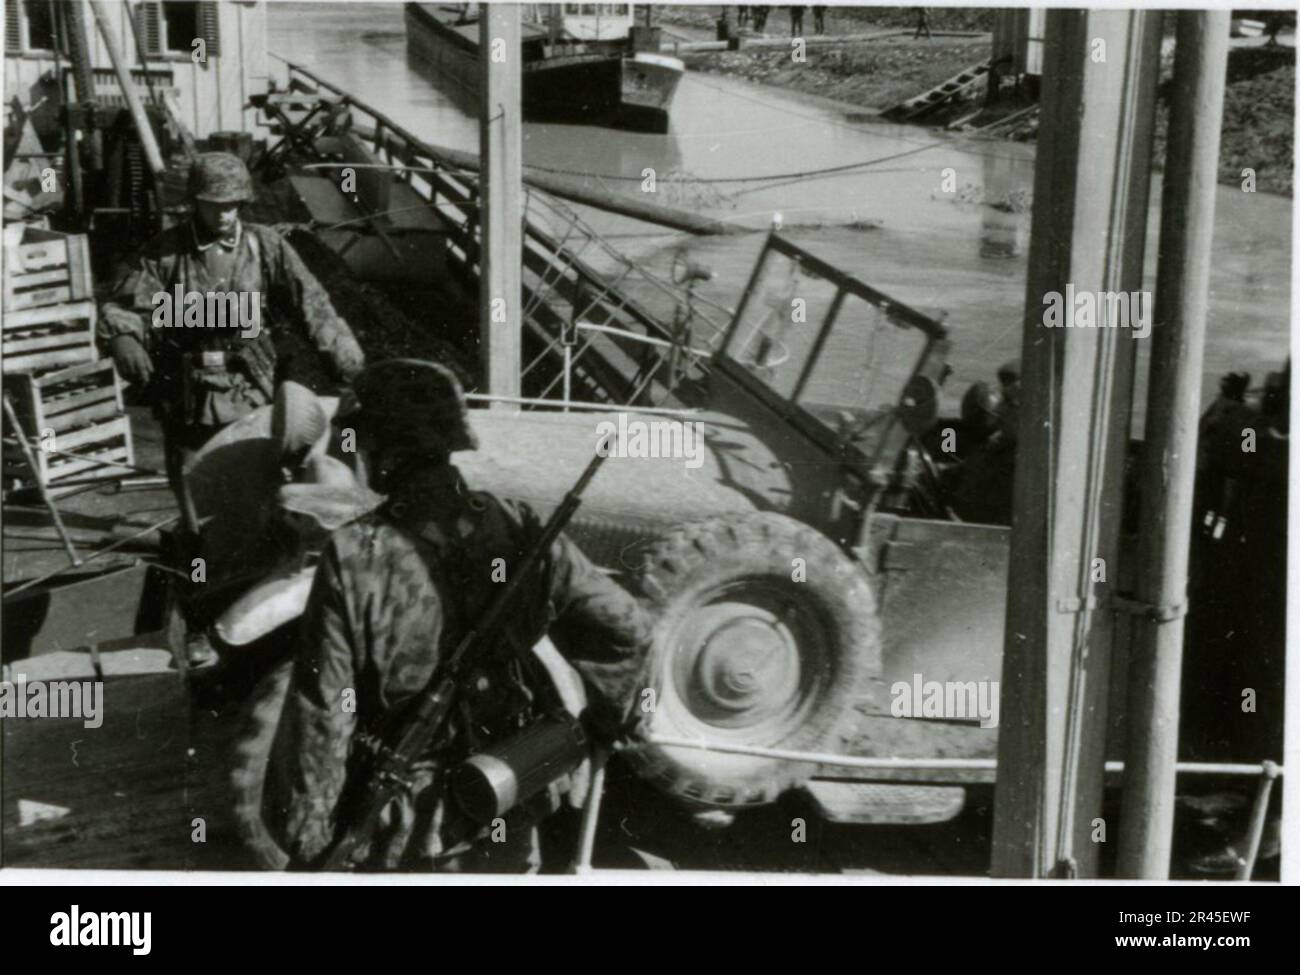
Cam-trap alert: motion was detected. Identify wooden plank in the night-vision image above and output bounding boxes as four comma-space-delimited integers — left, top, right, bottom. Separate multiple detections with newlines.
5, 236, 68, 272
42, 382, 118, 419
41, 451, 132, 486
42, 447, 131, 484
2, 299, 96, 329
34, 358, 113, 388
3, 324, 95, 355
5, 285, 74, 310
65, 234, 92, 302
2, 346, 97, 374
8, 268, 70, 289
46, 415, 129, 452
43, 398, 122, 434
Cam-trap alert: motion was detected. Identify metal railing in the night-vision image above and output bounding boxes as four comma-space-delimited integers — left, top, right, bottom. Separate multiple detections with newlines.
269, 56, 730, 409
627, 735, 1283, 881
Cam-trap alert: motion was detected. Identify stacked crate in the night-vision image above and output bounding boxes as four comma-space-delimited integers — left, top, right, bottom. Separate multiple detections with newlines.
3, 226, 134, 495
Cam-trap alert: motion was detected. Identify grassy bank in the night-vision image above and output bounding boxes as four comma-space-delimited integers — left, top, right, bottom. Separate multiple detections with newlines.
1167, 43, 1294, 196
667, 7, 1294, 197
681, 36, 992, 116
657, 5, 994, 36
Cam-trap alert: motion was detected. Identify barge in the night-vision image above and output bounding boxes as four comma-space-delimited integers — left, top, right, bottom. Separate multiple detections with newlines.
405, 3, 683, 133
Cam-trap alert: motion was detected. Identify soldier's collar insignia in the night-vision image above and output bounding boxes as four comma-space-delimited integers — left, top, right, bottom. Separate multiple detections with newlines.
193, 219, 242, 253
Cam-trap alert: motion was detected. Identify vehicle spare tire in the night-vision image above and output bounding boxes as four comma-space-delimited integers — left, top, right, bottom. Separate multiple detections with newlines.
228, 660, 293, 870
628, 512, 881, 807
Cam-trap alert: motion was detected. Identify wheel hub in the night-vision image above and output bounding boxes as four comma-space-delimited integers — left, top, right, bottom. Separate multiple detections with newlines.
666, 584, 824, 735
695, 617, 795, 713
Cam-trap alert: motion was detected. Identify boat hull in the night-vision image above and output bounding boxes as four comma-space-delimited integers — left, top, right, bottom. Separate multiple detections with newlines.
405, 4, 681, 133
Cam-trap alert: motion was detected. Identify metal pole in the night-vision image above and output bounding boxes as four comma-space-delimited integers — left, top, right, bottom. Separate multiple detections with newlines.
990, 9, 1163, 879
478, 3, 523, 405
643, 736, 1282, 779
562, 345, 572, 410
3, 394, 80, 566
85, 0, 166, 176
572, 747, 608, 874
1118, 10, 1231, 878
1236, 761, 1280, 880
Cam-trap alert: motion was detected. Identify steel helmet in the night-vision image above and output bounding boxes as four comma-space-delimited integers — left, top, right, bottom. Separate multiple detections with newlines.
344, 359, 478, 454
960, 381, 1003, 438
187, 152, 253, 204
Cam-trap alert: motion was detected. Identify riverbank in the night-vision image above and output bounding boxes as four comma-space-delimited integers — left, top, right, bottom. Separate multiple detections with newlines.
681, 36, 991, 117
1172, 42, 1294, 196
667, 8, 1294, 197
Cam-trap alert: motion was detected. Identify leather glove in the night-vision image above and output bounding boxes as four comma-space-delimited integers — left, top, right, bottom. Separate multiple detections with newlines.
110, 334, 153, 385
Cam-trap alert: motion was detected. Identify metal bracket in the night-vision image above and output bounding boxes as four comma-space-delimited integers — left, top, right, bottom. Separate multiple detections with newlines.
1111, 593, 1188, 623
1054, 592, 1187, 623
1054, 595, 1100, 613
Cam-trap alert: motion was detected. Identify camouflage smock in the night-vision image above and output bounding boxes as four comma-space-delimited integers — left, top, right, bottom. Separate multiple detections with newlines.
99, 220, 364, 427
271, 462, 652, 870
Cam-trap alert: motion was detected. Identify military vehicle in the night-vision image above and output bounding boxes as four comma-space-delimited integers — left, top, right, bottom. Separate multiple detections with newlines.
218, 228, 1010, 867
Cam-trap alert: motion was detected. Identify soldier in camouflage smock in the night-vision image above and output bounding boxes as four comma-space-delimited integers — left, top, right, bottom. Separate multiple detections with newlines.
271, 360, 652, 871
99, 152, 364, 494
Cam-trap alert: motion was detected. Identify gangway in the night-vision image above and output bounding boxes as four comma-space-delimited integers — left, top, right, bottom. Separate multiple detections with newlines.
882, 59, 993, 122
259, 60, 734, 409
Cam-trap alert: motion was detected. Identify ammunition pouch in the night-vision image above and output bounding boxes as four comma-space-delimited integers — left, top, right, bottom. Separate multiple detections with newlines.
179, 346, 274, 427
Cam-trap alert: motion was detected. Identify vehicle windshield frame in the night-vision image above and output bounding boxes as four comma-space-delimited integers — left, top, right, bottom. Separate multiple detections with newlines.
717, 232, 950, 463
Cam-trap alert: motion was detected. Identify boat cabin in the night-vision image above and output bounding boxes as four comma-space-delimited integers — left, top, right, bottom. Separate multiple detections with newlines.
525, 4, 636, 42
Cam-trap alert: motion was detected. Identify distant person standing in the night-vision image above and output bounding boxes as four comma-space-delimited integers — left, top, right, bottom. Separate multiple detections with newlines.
753, 5, 770, 32
914, 7, 932, 40
1264, 13, 1284, 46
812, 5, 826, 35
737, 5, 750, 29
789, 5, 805, 37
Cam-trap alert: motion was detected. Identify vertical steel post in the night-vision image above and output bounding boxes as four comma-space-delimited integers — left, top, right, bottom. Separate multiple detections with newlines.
991, 9, 1163, 878
478, 3, 523, 404
86, 0, 165, 176
1117, 10, 1230, 879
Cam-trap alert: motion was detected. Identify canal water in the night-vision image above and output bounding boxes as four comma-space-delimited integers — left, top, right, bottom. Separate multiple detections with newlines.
270, 3, 1291, 422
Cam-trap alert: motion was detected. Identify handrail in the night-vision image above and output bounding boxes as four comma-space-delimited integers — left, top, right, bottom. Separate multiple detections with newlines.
643, 736, 1284, 779
270, 55, 742, 236
268, 55, 729, 405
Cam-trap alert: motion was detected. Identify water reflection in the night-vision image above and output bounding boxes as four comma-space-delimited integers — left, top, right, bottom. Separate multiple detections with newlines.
979, 148, 1029, 259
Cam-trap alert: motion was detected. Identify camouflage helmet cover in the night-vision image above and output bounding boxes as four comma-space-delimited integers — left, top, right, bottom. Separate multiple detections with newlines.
346, 359, 478, 454
187, 151, 253, 204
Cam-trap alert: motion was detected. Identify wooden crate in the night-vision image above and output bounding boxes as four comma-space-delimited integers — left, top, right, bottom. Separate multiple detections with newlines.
2, 300, 97, 375
3, 359, 134, 495
2, 227, 94, 313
